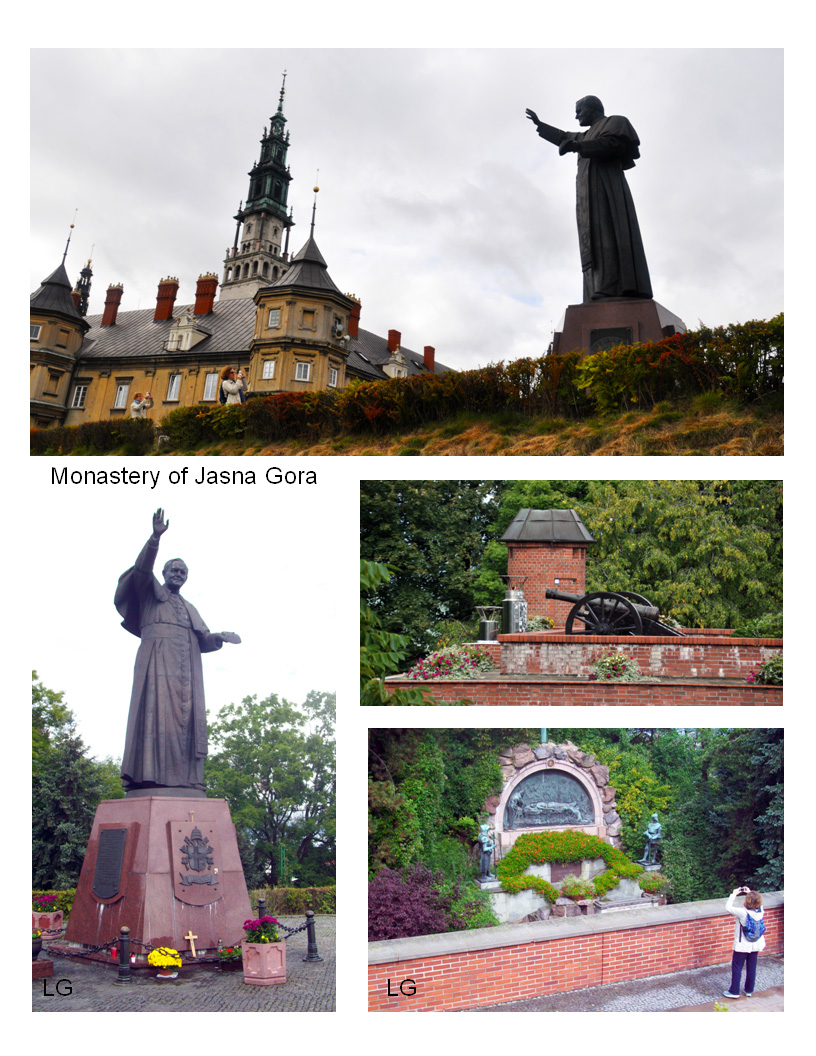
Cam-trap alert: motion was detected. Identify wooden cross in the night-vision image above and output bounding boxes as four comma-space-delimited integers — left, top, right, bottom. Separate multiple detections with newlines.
184, 930, 198, 958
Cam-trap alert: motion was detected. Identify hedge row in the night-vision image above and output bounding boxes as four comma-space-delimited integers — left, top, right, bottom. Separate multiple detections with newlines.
30, 315, 782, 453
31, 886, 335, 919
30, 417, 154, 455
249, 885, 336, 915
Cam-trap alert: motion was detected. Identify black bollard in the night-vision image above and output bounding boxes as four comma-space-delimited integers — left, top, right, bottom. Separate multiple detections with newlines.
114, 926, 131, 984
257, 896, 266, 918
302, 909, 323, 963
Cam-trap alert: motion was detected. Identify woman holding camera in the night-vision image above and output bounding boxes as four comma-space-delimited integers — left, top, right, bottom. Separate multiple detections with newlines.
723, 886, 765, 999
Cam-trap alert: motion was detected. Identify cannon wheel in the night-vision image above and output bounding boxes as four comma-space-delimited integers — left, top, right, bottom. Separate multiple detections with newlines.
565, 591, 643, 636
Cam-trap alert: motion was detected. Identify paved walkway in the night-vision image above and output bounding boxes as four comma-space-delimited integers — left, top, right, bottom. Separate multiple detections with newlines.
33, 916, 335, 1013
464, 955, 783, 1012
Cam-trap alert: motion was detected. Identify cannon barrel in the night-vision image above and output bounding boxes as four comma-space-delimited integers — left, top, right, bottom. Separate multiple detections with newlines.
545, 587, 659, 621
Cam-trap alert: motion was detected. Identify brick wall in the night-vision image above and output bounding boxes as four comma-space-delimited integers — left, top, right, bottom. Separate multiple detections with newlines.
383, 677, 782, 706
506, 541, 589, 621
500, 634, 782, 679
368, 895, 784, 1012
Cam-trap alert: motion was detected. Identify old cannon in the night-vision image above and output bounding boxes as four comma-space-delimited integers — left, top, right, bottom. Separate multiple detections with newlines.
545, 587, 684, 637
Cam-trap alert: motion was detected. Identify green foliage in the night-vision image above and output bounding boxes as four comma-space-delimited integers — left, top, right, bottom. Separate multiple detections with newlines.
406, 644, 495, 680
249, 886, 336, 915
731, 613, 783, 638
748, 653, 782, 685
559, 874, 596, 900
32, 674, 125, 889
205, 690, 335, 888
638, 872, 670, 894
496, 830, 642, 902
30, 417, 155, 455
361, 482, 500, 664
360, 559, 438, 705
588, 649, 645, 682
32, 889, 76, 917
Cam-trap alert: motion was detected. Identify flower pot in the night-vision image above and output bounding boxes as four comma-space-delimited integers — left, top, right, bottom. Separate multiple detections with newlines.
156, 969, 178, 979
32, 937, 43, 961
241, 941, 286, 986
32, 910, 64, 940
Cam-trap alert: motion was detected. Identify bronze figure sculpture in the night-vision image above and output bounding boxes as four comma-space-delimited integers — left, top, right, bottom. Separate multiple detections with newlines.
114, 509, 241, 795
526, 95, 652, 303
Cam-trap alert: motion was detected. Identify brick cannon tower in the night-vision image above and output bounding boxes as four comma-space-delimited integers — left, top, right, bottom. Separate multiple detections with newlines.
500, 509, 595, 625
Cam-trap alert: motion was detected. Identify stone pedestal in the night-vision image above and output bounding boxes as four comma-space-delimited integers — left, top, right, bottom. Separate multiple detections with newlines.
551, 298, 686, 357
33, 959, 54, 979
64, 796, 251, 959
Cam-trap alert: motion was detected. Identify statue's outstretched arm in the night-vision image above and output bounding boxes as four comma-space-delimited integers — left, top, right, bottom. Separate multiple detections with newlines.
526, 109, 567, 147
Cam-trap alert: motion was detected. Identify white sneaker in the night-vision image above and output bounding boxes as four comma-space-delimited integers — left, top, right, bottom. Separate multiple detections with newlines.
722, 991, 740, 999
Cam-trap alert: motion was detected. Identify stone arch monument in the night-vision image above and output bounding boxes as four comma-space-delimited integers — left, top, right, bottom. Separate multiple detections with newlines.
484, 741, 622, 855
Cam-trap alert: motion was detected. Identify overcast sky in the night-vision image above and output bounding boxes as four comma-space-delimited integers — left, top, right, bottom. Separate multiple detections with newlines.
30, 483, 349, 762
30, 48, 783, 371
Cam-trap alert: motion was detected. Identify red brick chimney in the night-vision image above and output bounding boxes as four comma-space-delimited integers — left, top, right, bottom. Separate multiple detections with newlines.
154, 276, 179, 322
194, 272, 218, 315
347, 297, 361, 339
101, 283, 124, 327
424, 345, 435, 372
387, 329, 401, 352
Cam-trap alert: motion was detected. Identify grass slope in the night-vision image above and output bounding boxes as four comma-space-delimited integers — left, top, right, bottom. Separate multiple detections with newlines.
166, 398, 782, 457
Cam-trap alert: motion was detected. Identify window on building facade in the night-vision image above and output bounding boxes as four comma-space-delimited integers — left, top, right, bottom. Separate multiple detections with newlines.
295, 362, 311, 382
301, 310, 315, 330
114, 384, 129, 409
167, 374, 182, 401
262, 360, 275, 380
45, 371, 61, 395
203, 373, 218, 401
30, 324, 42, 341
56, 328, 70, 348
71, 384, 88, 409
268, 308, 281, 328
329, 367, 338, 388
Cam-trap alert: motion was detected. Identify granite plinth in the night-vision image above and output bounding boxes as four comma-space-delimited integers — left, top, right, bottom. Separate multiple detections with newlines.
33, 959, 54, 979
64, 796, 251, 958
551, 299, 686, 357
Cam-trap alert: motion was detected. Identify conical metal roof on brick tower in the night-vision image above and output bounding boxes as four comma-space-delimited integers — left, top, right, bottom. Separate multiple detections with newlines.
500, 509, 596, 545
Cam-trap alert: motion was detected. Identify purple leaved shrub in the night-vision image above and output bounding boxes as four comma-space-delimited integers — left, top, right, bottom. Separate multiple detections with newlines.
368, 864, 465, 941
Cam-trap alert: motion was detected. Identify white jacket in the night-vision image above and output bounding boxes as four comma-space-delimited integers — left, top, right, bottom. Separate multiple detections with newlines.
726, 891, 766, 953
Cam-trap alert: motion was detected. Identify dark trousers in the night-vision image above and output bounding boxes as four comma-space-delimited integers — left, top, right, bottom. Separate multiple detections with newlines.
729, 950, 759, 994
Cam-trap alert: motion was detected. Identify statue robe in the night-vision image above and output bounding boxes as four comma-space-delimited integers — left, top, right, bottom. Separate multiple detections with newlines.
115, 538, 222, 791
539, 114, 653, 302
573, 114, 652, 301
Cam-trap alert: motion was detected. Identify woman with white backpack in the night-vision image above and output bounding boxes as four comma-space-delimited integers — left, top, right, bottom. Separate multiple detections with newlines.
723, 886, 766, 999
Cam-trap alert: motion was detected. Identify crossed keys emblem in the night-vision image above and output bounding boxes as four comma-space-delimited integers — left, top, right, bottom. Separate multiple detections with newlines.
179, 826, 217, 885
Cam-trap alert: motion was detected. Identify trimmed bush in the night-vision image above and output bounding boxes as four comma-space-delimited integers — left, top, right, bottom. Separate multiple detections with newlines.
249, 885, 336, 915
30, 418, 154, 455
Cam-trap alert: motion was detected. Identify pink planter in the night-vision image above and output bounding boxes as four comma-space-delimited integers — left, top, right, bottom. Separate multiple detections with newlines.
241, 941, 286, 986
33, 910, 64, 940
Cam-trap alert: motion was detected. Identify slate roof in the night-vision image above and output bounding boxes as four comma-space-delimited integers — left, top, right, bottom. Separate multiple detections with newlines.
267, 235, 342, 294
500, 509, 596, 545
78, 297, 257, 361
346, 328, 451, 380
30, 263, 87, 324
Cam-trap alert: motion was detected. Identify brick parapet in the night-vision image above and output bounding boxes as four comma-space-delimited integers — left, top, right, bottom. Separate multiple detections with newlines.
368, 894, 784, 1012
499, 635, 782, 679
383, 678, 782, 706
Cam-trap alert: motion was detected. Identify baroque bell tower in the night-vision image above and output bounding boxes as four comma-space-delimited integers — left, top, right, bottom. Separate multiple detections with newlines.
220, 74, 295, 301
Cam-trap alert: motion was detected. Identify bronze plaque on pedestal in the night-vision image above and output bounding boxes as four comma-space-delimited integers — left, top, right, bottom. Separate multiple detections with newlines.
92, 827, 127, 899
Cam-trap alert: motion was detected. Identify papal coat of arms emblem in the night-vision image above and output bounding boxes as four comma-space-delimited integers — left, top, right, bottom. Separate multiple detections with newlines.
171, 821, 222, 906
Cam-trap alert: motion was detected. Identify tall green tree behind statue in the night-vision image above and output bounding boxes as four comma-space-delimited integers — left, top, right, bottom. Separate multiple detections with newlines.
205, 691, 336, 888
32, 673, 124, 889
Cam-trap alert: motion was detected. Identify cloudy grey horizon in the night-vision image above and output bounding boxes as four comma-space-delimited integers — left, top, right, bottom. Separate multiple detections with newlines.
31, 48, 783, 371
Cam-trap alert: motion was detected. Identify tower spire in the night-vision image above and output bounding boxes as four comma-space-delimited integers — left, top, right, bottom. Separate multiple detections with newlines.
220, 75, 296, 301
62, 208, 78, 264
310, 175, 319, 238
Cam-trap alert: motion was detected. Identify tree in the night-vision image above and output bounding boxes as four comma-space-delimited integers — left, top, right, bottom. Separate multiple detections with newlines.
205, 691, 336, 888
32, 673, 124, 889
361, 481, 501, 661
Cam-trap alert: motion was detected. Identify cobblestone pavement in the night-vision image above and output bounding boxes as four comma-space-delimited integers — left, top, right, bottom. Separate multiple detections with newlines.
463, 955, 783, 1012
33, 916, 335, 1013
